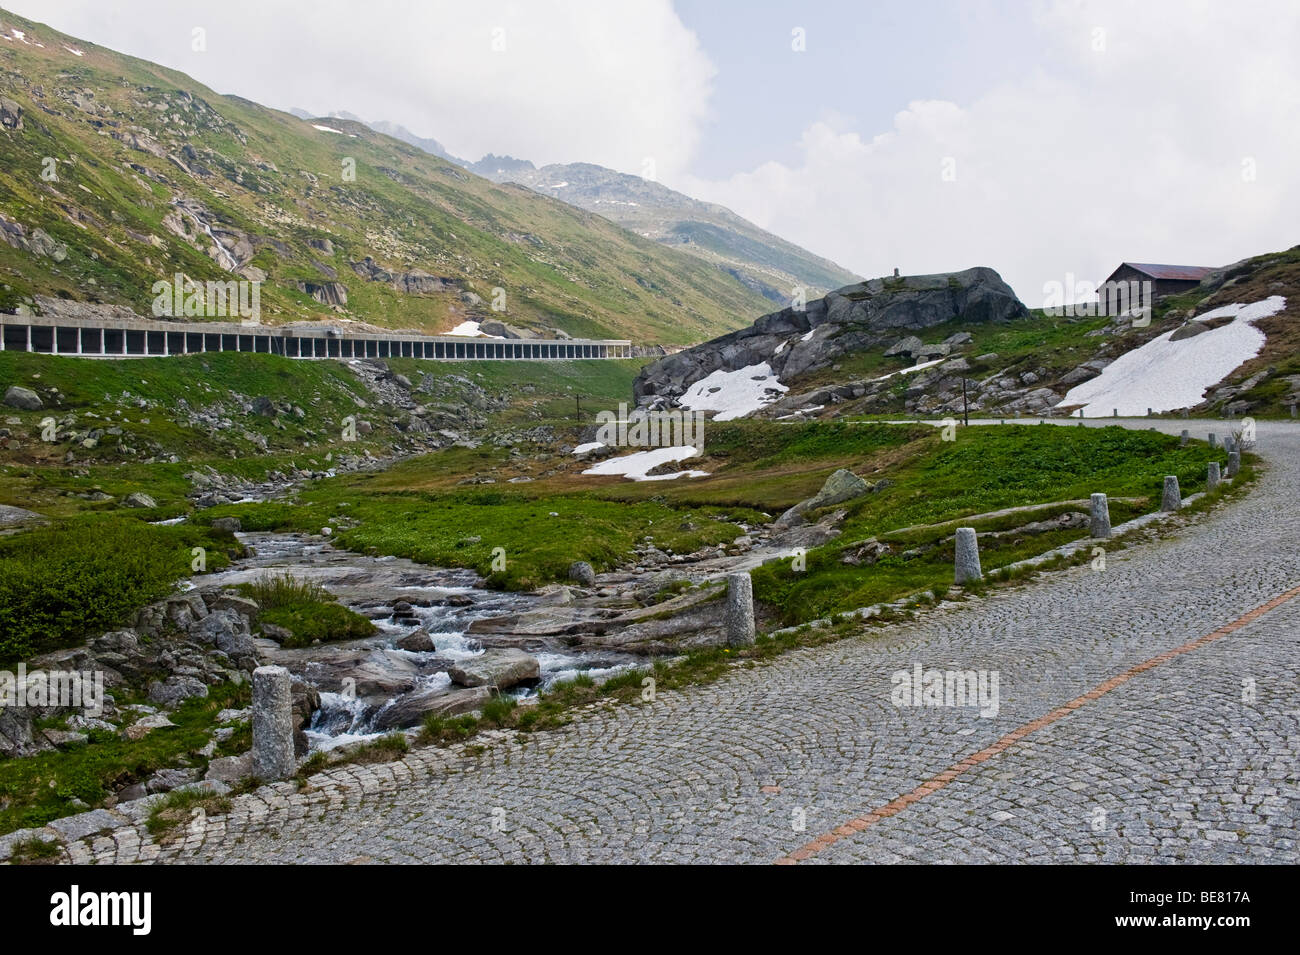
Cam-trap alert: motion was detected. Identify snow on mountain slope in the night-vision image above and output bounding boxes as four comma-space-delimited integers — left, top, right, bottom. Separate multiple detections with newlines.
1058, 296, 1286, 416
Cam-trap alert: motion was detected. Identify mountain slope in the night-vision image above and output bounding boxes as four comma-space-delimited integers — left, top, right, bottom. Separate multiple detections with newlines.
0, 9, 774, 344
465, 157, 861, 302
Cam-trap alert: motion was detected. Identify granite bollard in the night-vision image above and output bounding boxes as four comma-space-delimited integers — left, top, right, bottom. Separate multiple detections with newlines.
253, 665, 295, 781
1089, 493, 1111, 539
954, 527, 982, 584
1208, 433, 1217, 449
1227, 451, 1240, 477
1180, 429, 1189, 447
724, 573, 755, 647
1160, 475, 1181, 512
1207, 461, 1220, 491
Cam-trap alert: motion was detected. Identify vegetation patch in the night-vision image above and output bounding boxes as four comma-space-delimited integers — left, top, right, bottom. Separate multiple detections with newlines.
145, 788, 233, 843
0, 514, 240, 664
0, 681, 250, 837
238, 573, 375, 647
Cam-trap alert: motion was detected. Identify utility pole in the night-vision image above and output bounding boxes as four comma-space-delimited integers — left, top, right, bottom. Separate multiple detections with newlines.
962, 378, 969, 427
575, 396, 582, 421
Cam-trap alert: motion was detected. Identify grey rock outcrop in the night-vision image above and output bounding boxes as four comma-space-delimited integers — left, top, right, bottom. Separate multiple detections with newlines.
295, 280, 348, 306
0, 96, 22, 130
0, 504, 46, 528
372, 685, 492, 730
634, 267, 1028, 403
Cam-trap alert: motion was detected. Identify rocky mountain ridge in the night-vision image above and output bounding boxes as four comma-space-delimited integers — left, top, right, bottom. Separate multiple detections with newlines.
634, 267, 1028, 404
465, 157, 860, 301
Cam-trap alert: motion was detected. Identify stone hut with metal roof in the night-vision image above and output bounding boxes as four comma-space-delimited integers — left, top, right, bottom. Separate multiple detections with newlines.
1103, 262, 1215, 299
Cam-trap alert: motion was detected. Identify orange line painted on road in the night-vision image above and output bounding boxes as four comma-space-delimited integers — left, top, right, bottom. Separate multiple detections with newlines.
775, 582, 1300, 865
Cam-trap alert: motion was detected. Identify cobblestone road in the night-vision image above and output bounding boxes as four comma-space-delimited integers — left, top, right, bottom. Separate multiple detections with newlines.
68, 419, 1300, 864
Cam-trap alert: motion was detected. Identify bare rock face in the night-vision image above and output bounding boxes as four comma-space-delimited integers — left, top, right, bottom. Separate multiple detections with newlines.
295, 280, 348, 306
0, 96, 22, 130
634, 267, 1028, 404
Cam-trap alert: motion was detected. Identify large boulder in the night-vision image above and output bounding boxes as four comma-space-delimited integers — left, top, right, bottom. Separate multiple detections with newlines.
448, 649, 540, 690
147, 675, 208, 708
0, 504, 46, 528
775, 469, 871, 527
883, 335, 924, 358
372, 685, 492, 730
195, 608, 252, 648
3, 385, 41, 411
634, 267, 1028, 403
568, 561, 597, 587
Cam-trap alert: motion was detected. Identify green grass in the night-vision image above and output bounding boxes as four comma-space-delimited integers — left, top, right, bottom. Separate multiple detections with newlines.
0, 514, 241, 664
384, 357, 649, 429
0, 681, 251, 836
237, 573, 375, 647
340, 733, 409, 765
7, 835, 62, 864
0, 350, 392, 467
837, 423, 1222, 538
203, 479, 754, 590
751, 423, 1228, 624
145, 787, 234, 842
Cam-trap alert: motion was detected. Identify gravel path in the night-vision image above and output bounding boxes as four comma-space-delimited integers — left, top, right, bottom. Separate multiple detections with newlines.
65, 419, 1300, 864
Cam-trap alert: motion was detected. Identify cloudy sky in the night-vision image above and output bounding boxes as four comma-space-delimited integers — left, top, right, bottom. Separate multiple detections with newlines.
12, 0, 1300, 305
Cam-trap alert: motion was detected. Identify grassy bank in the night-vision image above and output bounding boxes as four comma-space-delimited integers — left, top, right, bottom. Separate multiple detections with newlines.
0, 514, 240, 664
752, 423, 1231, 623
0, 681, 251, 836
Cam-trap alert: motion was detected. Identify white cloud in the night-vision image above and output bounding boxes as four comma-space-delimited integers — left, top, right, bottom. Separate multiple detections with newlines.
680, 0, 1300, 306
8, 0, 714, 180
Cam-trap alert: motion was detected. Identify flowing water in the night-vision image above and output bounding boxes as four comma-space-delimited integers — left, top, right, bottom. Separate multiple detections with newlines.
201, 532, 641, 750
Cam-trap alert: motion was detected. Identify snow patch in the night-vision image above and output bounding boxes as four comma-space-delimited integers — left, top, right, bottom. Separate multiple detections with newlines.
1192, 295, 1286, 323
1058, 296, 1285, 416
582, 446, 708, 481
312, 124, 344, 134
871, 358, 947, 381
572, 441, 605, 455
776, 405, 824, 420
64, 46, 84, 56
678, 362, 788, 421
800, 329, 815, 342
445, 320, 504, 339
